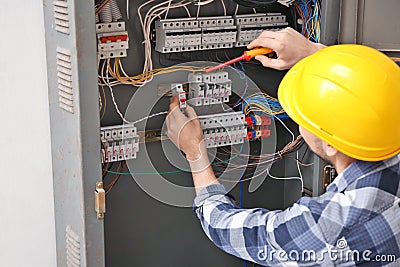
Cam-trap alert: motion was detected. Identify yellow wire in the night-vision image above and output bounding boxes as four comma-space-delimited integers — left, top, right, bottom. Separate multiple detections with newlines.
103, 58, 209, 86
99, 81, 107, 121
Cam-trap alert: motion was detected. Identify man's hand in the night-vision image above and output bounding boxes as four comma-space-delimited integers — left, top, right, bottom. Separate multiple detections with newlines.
248, 27, 326, 70
166, 97, 205, 161
166, 97, 218, 193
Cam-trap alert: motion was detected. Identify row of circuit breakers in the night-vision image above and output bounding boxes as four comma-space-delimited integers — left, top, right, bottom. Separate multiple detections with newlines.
100, 71, 272, 163
95, 13, 288, 59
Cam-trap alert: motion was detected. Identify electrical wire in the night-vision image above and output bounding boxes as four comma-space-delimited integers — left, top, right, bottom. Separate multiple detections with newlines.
105, 136, 305, 179
138, 0, 193, 85
241, 92, 288, 119
132, 111, 168, 125
292, 0, 321, 42
220, 0, 226, 16
96, 0, 111, 16
98, 57, 208, 87
99, 81, 107, 121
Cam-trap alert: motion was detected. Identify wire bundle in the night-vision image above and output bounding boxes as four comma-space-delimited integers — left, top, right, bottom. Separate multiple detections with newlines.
138, 0, 193, 85
97, 57, 208, 122
242, 92, 289, 119
292, 0, 321, 42
217, 135, 304, 172
215, 135, 308, 193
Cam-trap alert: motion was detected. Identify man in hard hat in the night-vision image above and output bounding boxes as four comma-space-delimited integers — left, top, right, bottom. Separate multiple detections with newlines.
165, 28, 400, 265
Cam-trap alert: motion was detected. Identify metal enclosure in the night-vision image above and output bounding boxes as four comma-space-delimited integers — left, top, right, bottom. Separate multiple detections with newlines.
42, 0, 105, 266
338, 0, 400, 56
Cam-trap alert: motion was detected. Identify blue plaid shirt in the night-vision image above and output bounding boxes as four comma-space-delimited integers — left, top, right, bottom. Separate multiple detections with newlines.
194, 154, 400, 266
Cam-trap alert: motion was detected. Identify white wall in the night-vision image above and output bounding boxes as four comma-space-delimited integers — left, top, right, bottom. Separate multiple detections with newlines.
0, 1, 57, 267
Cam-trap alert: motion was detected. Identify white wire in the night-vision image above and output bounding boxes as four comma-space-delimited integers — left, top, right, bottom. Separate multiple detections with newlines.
274, 115, 294, 142
126, 0, 129, 19
183, 5, 191, 17
266, 167, 304, 191
220, 0, 226, 16
97, 54, 167, 126
272, 115, 304, 191
132, 111, 168, 125
164, 0, 172, 20
108, 85, 132, 124
195, 0, 215, 5
138, 0, 192, 85
234, 4, 239, 15
277, 0, 295, 7
196, 0, 201, 17
99, 90, 103, 110
104, 59, 132, 124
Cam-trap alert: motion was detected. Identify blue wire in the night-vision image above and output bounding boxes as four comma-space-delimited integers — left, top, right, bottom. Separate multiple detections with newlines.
232, 62, 248, 108
241, 93, 289, 120
296, 0, 320, 42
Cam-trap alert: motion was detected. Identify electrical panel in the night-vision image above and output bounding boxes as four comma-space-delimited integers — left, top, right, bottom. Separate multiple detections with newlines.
154, 13, 288, 53
100, 124, 139, 163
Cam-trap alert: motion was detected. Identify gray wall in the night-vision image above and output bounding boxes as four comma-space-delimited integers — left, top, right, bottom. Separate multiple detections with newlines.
0, 1, 57, 266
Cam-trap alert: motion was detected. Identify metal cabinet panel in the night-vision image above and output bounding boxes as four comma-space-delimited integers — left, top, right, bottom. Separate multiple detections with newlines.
339, 0, 400, 54
42, 0, 105, 266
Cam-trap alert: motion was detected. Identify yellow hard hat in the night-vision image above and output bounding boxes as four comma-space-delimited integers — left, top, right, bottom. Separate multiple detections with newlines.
278, 44, 400, 161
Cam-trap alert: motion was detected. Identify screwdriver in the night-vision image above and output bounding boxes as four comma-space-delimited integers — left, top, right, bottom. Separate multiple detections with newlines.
205, 47, 273, 73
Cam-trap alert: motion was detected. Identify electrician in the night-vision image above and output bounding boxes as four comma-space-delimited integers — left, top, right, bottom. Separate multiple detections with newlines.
165, 27, 400, 266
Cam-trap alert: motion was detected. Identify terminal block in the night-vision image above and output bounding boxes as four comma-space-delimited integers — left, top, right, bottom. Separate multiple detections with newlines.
188, 72, 232, 106
245, 115, 271, 140
199, 112, 247, 148
96, 22, 129, 59
100, 124, 139, 163
234, 13, 288, 47
154, 16, 237, 53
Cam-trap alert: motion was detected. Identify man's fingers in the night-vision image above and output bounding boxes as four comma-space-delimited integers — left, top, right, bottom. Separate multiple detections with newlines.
185, 105, 201, 128
248, 37, 285, 54
247, 30, 281, 49
168, 97, 187, 121
165, 112, 171, 129
168, 96, 180, 114
254, 55, 286, 70
282, 27, 299, 37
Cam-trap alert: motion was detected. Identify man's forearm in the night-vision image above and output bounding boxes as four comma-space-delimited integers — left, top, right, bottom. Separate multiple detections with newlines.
191, 165, 219, 195
187, 146, 219, 195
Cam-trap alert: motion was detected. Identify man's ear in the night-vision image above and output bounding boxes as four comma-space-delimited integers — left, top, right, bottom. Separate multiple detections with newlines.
324, 142, 338, 158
